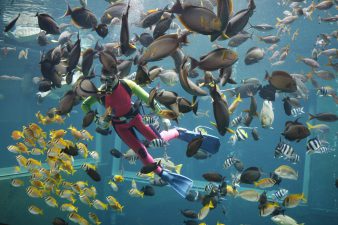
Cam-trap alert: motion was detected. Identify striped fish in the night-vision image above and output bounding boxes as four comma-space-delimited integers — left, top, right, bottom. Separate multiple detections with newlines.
230, 115, 243, 127
205, 183, 218, 195
314, 146, 333, 154
223, 156, 237, 169
307, 137, 322, 153
291, 107, 305, 117
142, 115, 158, 125
287, 153, 300, 164
275, 140, 294, 158
149, 138, 167, 148
273, 189, 288, 201
235, 128, 248, 141
317, 86, 334, 96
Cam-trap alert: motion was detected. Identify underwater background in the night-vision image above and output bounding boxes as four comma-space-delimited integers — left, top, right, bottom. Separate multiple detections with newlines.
0, 0, 337, 225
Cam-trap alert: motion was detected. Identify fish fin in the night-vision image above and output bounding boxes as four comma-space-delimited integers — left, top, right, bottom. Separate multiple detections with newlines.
308, 113, 315, 121
235, 93, 242, 103
62, 3, 72, 18
192, 100, 199, 115
228, 78, 237, 84
189, 57, 199, 71
170, 0, 183, 14
264, 71, 270, 80
227, 128, 235, 134
175, 164, 183, 174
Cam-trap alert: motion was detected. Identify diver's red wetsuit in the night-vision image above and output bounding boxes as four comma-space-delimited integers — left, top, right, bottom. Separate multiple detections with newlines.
82, 79, 179, 174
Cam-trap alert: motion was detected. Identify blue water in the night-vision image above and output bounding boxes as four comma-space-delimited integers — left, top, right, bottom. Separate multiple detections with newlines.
0, 0, 337, 224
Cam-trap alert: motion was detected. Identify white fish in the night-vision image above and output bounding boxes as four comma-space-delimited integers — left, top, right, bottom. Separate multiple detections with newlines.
158, 69, 179, 86
260, 100, 274, 129
291, 107, 305, 117
271, 60, 285, 66
18, 48, 29, 60
271, 214, 304, 225
269, 51, 280, 61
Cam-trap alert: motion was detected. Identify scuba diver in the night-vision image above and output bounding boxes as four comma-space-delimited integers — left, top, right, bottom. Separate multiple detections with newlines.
80, 69, 220, 198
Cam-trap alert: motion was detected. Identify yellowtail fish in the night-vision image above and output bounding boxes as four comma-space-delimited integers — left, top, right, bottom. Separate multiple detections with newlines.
113, 175, 124, 182
26, 158, 42, 168
11, 130, 24, 140
108, 180, 119, 192
77, 143, 89, 158
44, 196, 58, 208
50, 129, 67, 140
11, 179, 24, 187
16, 155, 28, 167
14, 166, 21, 173
29, 123, 45, 138
283, 193, 306, 208
198, 200, 214, 220
79, 194, 92, 206
228, 94, 242, 114
75, 181, 88, 189
254, 178, 276, 188
106, 196, 123, 212
88, 212, 102, 225
81, 163, 96, 171
80, 129, 94, 140
226, 185, 238, 197
28, 205, 43, 215
30, 148, 44, 155
136, 171, 155, 179
92, 199, 108, 210
154, 158, 183, 174
68, 125, 85, 139
22, 126, 36, 140
89, 151, 100, 161
30, 180, 45, 189
82, 187, 97, 198
57, 189, 75, 198
260, 202, 279, 217
7, 145, 21, 154
129, 188, 144, 198
16, 142, 30, 154
26, 186, 44, 198
61, 203, 78, 212
68, 212, 85, 224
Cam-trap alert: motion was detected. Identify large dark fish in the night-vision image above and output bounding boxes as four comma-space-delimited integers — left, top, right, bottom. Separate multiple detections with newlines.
219, 66, 236, 86
308, 113, 338, 122
244, 47, 265, 65
170, 0, 222, 37
4, 13, 20, 32
140, 161, 161, 174
141, 7, 168, 28
81, 48, 96, 76
134, 65, 151, 86
138, 32, 189, 65
179, 57, 208, 96
240, 167, 261, 184
38, 80, 52, 92
61, 145, 79, 156
225, 0, 256, 37
190, 48, 238, 71
210, 0, 233, 41
234, 160, 244, 172
282, 119, 310, 142
203, 172, 224, 182
110, 149, 123, 158
85, 167, 101, 182
52, 217, 68, 225
101, 2, 126, 24
243, 92, 258, 117
258, 191, 268, 206
156, 90, 178, 106
153, 14, 175, 39
95, 24, 109, 38
282, 97, 293, 116
36, 13, 60, 35
134, 33, 154, 47
56, 90, 77, 115
140, 185, 155, 196
230, 83, 262, 98
227, 31, 252, 47
96, 127, 112, 136
66, 34, 81, 84
117, 59, 133, 78
177, 97, 198, 114
259, 84, 276, 101
82, 110, 97, 128
120, 2, 136, 56
265, 71, 297, 93
63, 4, 98, 29
181, 209, 198, 219
210, 85, 231, 136
186, 135, 204, 157
99, 51, 118, 74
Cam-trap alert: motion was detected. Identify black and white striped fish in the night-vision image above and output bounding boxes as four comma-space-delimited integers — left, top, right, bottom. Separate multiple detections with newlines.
142, 115, 158, 125
291, 107, 305, 117
313, 146, 333, 154
317, 86, 335, 96
273, 189, 288, 200
230, 115, 243, 127
307, 137, 322, 152
149, 138, 167, 148
223, 156, 238, 169
205, 183, 218, 195
287, 153, 300, 164
275, 140, 294, 158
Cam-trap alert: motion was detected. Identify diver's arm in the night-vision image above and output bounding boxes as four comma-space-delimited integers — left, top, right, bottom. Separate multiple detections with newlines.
81, 96, 98, 114
123, 79, 162, 113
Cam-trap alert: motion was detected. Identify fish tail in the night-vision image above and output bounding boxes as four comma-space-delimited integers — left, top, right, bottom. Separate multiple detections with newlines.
276, 17, 282, 26
301, 193, 307, 203
306, 122, 314, 130
175, 164, 183, 174
178, 32, 189, 45
308, 113, 315, 121
235, 93, 242, 103
170, 0, 183, 14
192, 100, 199, 115
189, 57, 199, 71
62, 3, 72, 18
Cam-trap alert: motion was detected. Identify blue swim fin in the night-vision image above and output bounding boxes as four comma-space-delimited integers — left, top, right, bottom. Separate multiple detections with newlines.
160, 170, 193, 198
176, 127, 220, 154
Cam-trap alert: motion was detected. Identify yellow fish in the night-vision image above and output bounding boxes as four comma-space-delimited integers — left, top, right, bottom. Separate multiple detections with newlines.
283, 193, 306, 208
30, 180, 45, 189
11, 179, 24, 187
61, 203, 78, 212
80, 129, 94, 140
50, 129, 67, 140
44, 196, 58, 208
7, 145, 21, 154
198, 201, 214, 220
88, 212, 102, 225
92, 199, 108, 210
26, 158, 42, 168
26, 186, 43, 198
79, 194, 92, 206
113, 175, 124, 183
28, 205, 43, 215
30, 148, 44, 156
77, 143, 89, 158
68, 125, 85, 139
16, 155, 28, 167
254, 178, 276, 188
129, 188, 144, 198
69, 212, 85, 224
259, 202, 279, 217
29, 123, 45, 138
16, 142, 30, 154
108, 180, 119, 192
11, 130, 24, 140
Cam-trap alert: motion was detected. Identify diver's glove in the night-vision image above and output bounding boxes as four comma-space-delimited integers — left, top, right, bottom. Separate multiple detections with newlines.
149, 138, 168, 148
